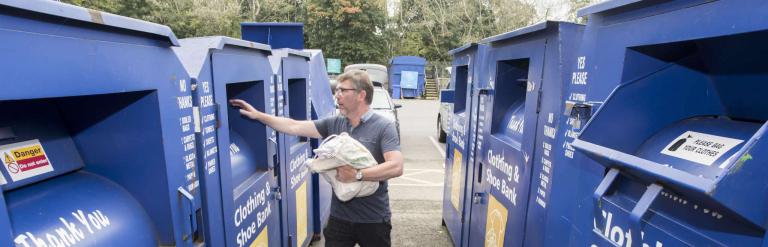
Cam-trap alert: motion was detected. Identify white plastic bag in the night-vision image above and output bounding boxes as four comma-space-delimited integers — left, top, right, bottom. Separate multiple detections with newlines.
307, 133, 379, 201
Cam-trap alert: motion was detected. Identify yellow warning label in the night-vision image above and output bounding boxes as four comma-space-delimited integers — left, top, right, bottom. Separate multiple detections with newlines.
249, 226, 269, 247
296, 180, 308, 247
485, 195, 508, 247
450, 149, 462, 210
4, 153, 15, 166
12, 145, 45, 160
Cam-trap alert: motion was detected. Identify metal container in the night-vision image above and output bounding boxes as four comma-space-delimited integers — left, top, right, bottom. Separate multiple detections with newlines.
173, 36, 282, 247
0, 0, 201, 245
389, 56, 427, 98
546, 0, 768, 245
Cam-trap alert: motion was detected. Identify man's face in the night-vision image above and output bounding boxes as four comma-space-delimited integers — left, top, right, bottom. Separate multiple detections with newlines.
335, 80, 363, 116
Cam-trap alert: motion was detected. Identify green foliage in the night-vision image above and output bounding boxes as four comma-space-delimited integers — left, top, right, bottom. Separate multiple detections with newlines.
61, 0, 593, 65
305, 0, 388, 66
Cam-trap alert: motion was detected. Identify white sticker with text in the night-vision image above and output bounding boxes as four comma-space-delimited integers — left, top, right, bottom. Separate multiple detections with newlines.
660, 131, 743, 166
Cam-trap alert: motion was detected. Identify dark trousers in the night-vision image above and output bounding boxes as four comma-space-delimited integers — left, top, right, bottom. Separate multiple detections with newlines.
323, 217, 391, 247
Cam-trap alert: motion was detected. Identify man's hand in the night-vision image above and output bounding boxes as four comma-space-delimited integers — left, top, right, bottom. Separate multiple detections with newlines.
229, 99, 262, 120
336, 165, 358, 183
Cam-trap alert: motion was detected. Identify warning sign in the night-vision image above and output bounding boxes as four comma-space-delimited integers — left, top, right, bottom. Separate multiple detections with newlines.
0, 139, 54, 182
660, 131, 744, 166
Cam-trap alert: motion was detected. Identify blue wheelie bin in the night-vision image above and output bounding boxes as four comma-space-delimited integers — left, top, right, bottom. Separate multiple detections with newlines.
544, 0, 768, 246
173, 36, 282, 247
462, 21, 583, 247
0, 1, 204, 246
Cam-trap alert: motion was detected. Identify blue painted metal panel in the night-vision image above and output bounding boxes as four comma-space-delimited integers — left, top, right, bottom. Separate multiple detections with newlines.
441, 43, 487, 247
174, 36, 281, 247
272, 48, 314, 247
458, 21, 585, 247
389, 56, 427, 98
7, 172, 157, 246
306, 50, 334, 239
545, 0, 768, 246
241, 22, 304, 50
0, 0, 201, 245
0, 0, 179, 46
307, 50, 337, 119
0, 192, 11, 245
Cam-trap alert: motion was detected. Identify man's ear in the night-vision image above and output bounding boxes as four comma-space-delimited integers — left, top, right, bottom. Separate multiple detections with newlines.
358, 90, 367, 102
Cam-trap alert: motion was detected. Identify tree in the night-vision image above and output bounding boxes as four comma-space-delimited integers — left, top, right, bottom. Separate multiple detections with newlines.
305, 0, 389, 66
146, 0, 242, 38
390, 0, 537, 63
567, 0, 600, 24
240, 0, 306, 23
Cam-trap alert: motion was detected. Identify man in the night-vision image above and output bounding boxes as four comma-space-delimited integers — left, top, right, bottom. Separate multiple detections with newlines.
229, 69, 404, 246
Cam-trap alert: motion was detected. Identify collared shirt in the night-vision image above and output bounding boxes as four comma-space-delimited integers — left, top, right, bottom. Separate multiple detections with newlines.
313, 110, 400, 223
350, 110, 374, 132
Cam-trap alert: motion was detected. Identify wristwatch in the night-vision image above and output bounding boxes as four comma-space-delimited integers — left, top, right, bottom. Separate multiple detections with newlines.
355, 169, 363, 181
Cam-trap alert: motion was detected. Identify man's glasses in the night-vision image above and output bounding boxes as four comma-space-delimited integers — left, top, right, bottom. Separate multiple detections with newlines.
334, 87, 357, 94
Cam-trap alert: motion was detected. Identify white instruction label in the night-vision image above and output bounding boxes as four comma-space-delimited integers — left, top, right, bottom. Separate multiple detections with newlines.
660, 131, 743, 166
0, 139, 54, 182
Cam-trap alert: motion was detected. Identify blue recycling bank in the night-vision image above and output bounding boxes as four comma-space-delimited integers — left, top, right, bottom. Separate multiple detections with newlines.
458, 21, 583, 247
441, 42, 488, 247
270, 48, 315, 247
173, 36, 281, 247
0, 0, 202, 246
306, 49, 335, 241
389, 56, 427, 99
242, 22, 334, 246
539, 0, 768, 246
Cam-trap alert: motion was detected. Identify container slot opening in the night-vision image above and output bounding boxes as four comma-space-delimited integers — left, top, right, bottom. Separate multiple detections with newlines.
490, 58, 530, 145
226, 81, 270, 191
288, 78, 308, 143
453, 65, 468, 113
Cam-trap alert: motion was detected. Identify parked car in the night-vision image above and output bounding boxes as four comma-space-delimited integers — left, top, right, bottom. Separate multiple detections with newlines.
437, 66, 453, 142
332, 86, 401, 136
345, 64, 388, 90
371, 87, 402, 136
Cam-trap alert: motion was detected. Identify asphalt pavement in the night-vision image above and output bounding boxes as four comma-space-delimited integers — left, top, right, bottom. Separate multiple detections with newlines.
388, 99, 451, 247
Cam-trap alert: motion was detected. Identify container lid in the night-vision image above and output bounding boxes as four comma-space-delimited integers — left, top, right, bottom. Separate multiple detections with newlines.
448, 43, 478, 56
175, 36, 273, 77
0, 0, 179, 45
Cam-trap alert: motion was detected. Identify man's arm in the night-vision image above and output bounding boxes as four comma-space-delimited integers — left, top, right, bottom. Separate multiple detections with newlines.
229, 99, 321, 138
336, 150, 404, 182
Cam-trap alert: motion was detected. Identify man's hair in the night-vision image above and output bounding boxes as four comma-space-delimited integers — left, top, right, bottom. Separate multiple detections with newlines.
337, 69, 374, 105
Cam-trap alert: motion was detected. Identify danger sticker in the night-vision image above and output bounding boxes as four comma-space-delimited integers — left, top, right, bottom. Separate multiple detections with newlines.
0, 139, 54, 182
660, 131, 743, 166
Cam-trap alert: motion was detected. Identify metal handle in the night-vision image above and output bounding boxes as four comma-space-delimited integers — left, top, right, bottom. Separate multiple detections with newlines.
177, 187, 197, 241
268, 137, 278, 171
473, 192, 485, 204
594, 168, 662, 243
272, 186, 282, 201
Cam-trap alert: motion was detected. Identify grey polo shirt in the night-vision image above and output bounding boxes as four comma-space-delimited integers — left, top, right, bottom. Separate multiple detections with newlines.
313, 110, 401, 223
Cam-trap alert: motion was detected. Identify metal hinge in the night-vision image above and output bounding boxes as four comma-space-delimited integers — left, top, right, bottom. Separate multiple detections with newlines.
536, 90, 543, 114
272, 186, 282, 201
213, 103, 221, 129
